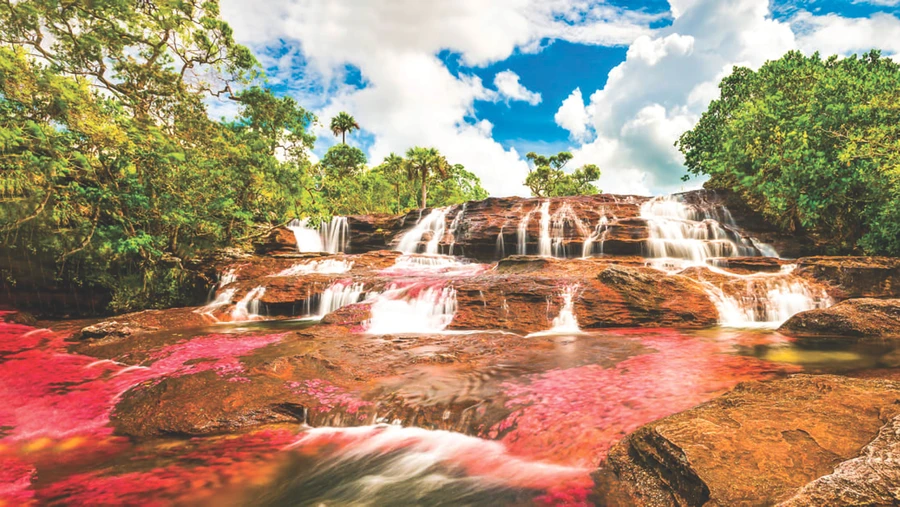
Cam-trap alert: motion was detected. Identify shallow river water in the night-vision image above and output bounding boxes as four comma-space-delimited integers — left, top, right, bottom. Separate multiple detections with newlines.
1, 315, 897, 506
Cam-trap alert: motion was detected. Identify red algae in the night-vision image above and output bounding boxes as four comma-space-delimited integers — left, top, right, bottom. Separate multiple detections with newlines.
286, 379, 372, 415
492, 329, 802, 467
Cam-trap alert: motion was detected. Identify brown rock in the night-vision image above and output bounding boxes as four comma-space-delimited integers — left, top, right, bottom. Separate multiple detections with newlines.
796, 256, 900, 299
779, 298, 900, 339
73, 307, 213, 342
593, 375, 900, 506
253, 227, 299, 255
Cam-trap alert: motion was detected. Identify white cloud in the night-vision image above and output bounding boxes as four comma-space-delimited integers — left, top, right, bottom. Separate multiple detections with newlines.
220, 0, 655, 196
493, 70, 542, 105
220, 0, 900, 197
853, 0, 900, 6
554, 88, 593, 142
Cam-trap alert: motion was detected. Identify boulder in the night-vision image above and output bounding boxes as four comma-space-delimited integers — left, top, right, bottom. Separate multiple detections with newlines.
796, 256, 900, 299
73, 308, 213, 342
593, 375, 900, 506
779, 298, 900, 339
253, 227, 299, 255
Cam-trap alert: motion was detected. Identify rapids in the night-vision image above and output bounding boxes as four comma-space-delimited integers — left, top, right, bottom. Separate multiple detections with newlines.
4, 192, 896, 505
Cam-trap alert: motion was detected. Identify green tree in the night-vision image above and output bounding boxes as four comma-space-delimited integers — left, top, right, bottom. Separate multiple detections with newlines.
404, 147, 450, 209
678, 50, 900, 255
320, 144, 367, 178
330, 111, 360, 145
524, 151, 601, 197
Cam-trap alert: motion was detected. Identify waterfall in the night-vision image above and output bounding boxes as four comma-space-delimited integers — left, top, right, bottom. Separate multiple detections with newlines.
272, 259, 355, 277
196, 287, 237, 317
517, 205, 537, 255
538, 200, 552, 257
287, 217, 350, 253
317, 282, 367, 317
550, 285, 581, 333
447, 203, 467, 256
218, 269, 237, 288
322, 216, 350, 254
496, 227, 506, 259
640, 195, 776, 268
396, 208, 449, 254
365, 284, 458, 334
380, 255, 487, 277
702, 268, 833, 328
582, 216, 608, 258
231, 286, 266, 321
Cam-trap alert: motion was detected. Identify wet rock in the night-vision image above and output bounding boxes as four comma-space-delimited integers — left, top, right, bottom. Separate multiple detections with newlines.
1, 311, 37, 325
708, 256, 788, 274
779, 415, 900, 507
780, 298, 900, 339
593, 375, 900, 506
253, 227, 298, 255
796, 256, 900, 299
73, 308, 213, 342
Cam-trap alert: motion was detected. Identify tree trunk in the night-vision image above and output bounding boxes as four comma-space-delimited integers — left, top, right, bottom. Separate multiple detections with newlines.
342, 131, 346, 145
420, 171, 428, 210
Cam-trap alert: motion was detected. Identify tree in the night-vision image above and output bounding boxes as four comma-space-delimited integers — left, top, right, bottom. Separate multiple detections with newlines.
330, 112, 360, 145
677, 50, 900, 255
320, 144, 367, 178
524, 151, 601, 197
404, 147, 450, 209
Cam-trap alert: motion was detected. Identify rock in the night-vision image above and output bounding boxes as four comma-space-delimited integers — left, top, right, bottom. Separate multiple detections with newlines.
1, 311, 37, 325
779, 298, 900, 339
253, 227, 299, 255
73, 308, 213, 342
778, 415, 900, 507
708, 256, 787, 274
593, 375, 900, 506
796, 256, 900, 299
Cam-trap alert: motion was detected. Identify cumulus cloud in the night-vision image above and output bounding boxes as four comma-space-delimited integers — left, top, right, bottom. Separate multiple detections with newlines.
493, 70, 542, 105
219, 0, 900, 197
554, 88, 593, 142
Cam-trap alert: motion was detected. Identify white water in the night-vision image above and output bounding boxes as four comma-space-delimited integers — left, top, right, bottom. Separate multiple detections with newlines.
517, 205, 538, 255
272, 259, 355, 277
496, 226, 506, 259
582, 215, 609, 258
365, 284, 458, 334
447, 203, 467, 256
318, 282, 368, 317
287, 217, 350, 253
396, 208, 450, 255
231, 286, 266, 321
380, 255, 487, 278
196, 287, 236, 317
538, 200, 552, 257
702, 267, 833, 328
550, 285, 581, 333
640, 195, 776, 269
218, 269, 237, 288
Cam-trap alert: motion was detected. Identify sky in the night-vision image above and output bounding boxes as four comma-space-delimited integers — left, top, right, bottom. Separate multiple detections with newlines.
215, 0, 900, 197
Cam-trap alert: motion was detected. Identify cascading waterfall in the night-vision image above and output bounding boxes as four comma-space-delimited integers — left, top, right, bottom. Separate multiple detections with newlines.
703, 266, 833, 328
272, 259, 354, 277
396, 208, 450, 255
550, 285, 581, 333
317, 282, 367, 317
381, 255, 487, 277
231, 286, 266, 321
517, 205, 537, 255
582, 216, 609, 258
496, 226, 506, 259
640, 195, 775, 268
365, 284, 458, 334
447, 203, 467, 256
196, 287, 237, 317
218, 269, 237, 288
287, 216, 351, 254
538, 200, 552, 257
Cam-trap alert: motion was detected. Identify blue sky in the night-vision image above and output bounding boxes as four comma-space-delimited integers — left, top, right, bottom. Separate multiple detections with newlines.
219, 0, 900, 196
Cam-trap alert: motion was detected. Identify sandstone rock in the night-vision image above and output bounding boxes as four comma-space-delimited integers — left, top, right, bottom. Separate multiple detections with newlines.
593, 375, 900, 506
780, 298, 900, 339
779, 414, 900, 507
708, 256, 787, 274
796, 256, 900, 299
253, 227, 298, 255
73, 308, 213, 342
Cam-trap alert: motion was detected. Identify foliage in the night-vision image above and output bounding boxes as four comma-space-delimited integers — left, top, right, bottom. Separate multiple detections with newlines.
678, 50, 900, 255
0, 1, 315, 312
524, 151, 601, 197
320, 144, 367, 178
404, 146, 450, 209
329, 111, 360, 145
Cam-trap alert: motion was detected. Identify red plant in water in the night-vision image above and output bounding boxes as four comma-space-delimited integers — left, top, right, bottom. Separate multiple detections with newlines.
492, 329, 800, 467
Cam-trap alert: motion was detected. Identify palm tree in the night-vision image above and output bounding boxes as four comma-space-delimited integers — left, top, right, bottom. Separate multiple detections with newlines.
330, 112, 360, 145
404, 147, 450, 209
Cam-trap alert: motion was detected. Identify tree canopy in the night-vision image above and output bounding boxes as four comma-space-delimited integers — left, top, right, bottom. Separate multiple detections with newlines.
678, 50, 900, 255
524, 151, 601, 197
330, 112, 360, 145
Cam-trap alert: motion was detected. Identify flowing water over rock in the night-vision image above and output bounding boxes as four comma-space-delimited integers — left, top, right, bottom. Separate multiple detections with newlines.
5, 192, 899, 505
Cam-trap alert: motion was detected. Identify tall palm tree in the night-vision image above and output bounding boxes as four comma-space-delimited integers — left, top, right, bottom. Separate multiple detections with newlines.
404, 147, 450, 209
329, 112, 360, 145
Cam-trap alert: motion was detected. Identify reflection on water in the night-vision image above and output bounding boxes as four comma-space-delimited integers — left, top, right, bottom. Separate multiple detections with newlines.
2, 314, 898, 505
